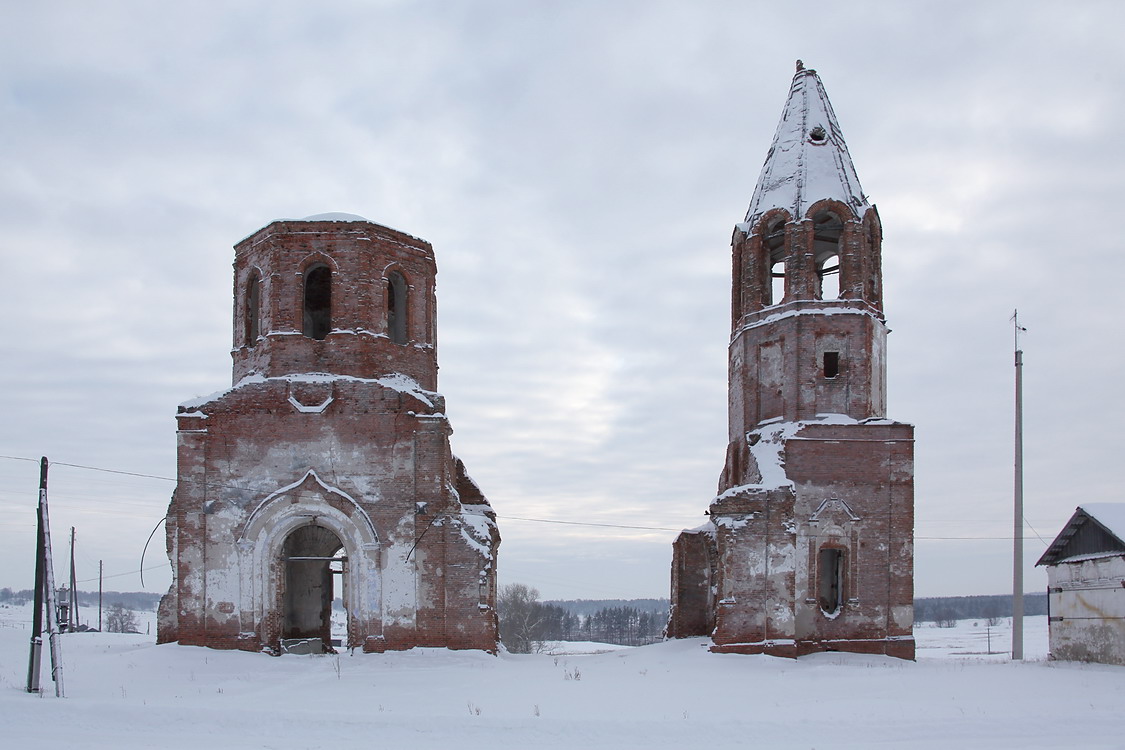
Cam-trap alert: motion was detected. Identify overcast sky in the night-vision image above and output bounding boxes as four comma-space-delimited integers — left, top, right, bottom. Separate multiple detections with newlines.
1, 1, 1122, 604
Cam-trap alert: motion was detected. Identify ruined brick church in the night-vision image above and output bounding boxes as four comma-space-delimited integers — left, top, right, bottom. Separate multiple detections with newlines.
668, 64, 915, 658
158, 214, 499, 653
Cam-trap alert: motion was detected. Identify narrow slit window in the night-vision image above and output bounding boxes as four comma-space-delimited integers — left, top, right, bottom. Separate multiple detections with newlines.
303, 264, 332, 340
244, 273, 261, 346
823, 351, 840, 379
387, 271, 407, 345
818, 547, 844, 614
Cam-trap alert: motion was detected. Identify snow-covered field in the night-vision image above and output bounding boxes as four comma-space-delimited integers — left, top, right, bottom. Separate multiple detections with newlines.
1, 603, 1121, 749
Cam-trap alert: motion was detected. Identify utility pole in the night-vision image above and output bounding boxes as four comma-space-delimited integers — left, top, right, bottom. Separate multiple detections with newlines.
68, 526, 78, 631
98, 560, 103, 632
26, 457, 64, 696
26, 460, 47, 693
1012, 310, 1025, 661
41, 461, 65, 696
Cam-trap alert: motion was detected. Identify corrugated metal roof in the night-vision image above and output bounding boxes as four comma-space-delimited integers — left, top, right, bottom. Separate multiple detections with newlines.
1036, 504, 1125, 567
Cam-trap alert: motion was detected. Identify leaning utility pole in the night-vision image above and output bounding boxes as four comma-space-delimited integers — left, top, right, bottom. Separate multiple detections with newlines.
26, 457, 65, 695
68, 526, 78, 630
1011, 311, 1025, 661
25, 461, 47, 693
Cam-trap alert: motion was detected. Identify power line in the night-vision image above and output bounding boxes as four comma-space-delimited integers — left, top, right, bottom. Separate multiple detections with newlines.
501, 515, 681, 532
75, 563, 169, 585
0, 454, 1066, 541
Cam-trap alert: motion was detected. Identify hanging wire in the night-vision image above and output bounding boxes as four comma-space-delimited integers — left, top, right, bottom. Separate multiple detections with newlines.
0, 452, 1061, 551
138, 516, 169, 588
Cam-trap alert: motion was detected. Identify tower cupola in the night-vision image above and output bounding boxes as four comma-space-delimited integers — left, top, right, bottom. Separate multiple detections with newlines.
732, 62, 884, 326
727, 63, 889, 434
231, 214, 438, 390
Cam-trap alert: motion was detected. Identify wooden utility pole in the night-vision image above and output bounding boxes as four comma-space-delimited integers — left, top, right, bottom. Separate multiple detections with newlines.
25, 460, 47, 693
25, 457, 64, 696
98, 560, 103, 632
1012, 311, 1025, 661
68, 526, 78, 630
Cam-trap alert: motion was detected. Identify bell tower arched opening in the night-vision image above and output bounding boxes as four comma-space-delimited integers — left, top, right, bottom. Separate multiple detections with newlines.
812, 211, 843, 300
280, 524, 346, 649
387, 270, 408, 345
765, 220, 787, 306
244, 271, 261, 346
303, 264, 332, 340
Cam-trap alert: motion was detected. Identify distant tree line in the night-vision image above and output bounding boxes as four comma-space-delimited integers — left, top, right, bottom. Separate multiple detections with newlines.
498, 585, 667, 652
3, 586, 1051, 638
914, 594, 1048, 626
542, 598, 670, 620
0, 588, 160, 611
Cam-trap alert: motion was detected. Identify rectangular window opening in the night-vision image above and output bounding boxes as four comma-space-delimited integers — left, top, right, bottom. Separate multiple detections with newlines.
818, 548, 844, 614
823, 351, 840, 379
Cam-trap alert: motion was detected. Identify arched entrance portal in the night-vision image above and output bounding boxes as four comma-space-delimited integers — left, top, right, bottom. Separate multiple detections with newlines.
280, 525, 346, 651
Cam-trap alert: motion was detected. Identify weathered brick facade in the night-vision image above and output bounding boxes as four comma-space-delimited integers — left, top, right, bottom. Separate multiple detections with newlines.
668, 65, 915, 659
158, 214, 500, 653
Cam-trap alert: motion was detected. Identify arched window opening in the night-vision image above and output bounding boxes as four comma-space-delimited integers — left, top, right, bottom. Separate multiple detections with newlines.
244, 273, 261, 347
771, 260, 786, 306
818, 254, 841, 300
281, 525, 346, 650
765, 220, 787, 306
818, 547, 845, 614
303, 264, 332, 340
812, 211, 843, 300
387, 271, 407, 345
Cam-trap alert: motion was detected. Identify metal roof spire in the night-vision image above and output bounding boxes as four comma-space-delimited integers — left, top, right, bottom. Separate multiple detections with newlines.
741, 62, 871, 230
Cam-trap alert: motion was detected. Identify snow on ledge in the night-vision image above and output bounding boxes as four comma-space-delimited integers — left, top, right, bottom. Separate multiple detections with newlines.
717, 414, 901, 499
735, 305, 878, 338
180, 372, 437, 410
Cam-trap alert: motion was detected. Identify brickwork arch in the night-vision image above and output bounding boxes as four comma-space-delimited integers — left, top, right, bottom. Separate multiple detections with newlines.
382, 265, 410, 345
296, 251, 340, 274
237, 471, 381, 649
242, 268, 263, 347
803, 197, 858, 223
747, 208, 793, 310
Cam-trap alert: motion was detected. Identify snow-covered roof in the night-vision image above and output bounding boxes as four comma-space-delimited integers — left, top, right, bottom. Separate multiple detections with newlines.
1036, 503, 1125, 566
300, 212, 369, 222
740, 62, 871, 230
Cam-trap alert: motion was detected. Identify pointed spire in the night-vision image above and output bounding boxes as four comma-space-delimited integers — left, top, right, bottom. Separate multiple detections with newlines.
741, 63, 871, 230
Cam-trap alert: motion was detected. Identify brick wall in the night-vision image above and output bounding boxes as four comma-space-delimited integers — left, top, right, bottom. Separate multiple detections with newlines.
159, 218, 499, 654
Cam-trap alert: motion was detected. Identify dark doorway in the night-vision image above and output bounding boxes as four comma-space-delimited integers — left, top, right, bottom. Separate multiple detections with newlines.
281, 525, 346, 650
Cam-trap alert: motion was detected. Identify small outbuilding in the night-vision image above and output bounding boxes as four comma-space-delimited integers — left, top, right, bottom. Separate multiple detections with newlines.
1036, 504, 1125, 666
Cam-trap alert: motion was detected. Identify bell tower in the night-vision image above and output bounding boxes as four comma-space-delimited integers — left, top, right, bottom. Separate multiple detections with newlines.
160, 213, 500, 654
669, 64, 915, 659
726, 59, 887, 459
